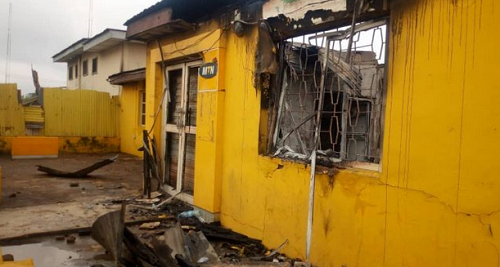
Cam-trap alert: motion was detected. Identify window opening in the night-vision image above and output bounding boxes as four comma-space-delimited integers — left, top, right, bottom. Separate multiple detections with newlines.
68, 65, 73, 80
82, 60, 88, 76
92, 57, 98, 74
272, 20, 387, 167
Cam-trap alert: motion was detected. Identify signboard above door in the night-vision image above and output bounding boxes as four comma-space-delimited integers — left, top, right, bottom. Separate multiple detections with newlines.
199, 62, 217, 79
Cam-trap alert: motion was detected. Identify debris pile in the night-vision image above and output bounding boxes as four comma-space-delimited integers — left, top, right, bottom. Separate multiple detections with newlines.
91, 192, 295, 267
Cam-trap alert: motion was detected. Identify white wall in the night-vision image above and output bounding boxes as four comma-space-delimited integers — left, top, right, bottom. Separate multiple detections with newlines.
65, 41, 146, 96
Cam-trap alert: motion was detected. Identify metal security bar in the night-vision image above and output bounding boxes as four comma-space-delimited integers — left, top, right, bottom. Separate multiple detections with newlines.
273, 20, 387, 165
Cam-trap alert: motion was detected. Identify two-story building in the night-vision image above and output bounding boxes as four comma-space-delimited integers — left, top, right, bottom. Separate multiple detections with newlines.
53, 28, 146, 96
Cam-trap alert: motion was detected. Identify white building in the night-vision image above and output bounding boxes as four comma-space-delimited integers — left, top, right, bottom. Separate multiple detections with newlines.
53, 29, 146, 96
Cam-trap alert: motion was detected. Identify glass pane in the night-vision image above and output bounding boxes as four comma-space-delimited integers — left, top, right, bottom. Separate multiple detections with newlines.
182, 133, 196, 195
165, 132, 179, 188
186, 67, 198, 127
167, 69, 183, 125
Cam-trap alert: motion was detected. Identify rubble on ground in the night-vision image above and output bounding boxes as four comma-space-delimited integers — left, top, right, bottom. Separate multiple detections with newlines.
91, 192, 296, 267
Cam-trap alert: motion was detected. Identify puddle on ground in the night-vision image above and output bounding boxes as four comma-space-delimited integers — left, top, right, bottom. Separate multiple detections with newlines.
1, 234, 113, 267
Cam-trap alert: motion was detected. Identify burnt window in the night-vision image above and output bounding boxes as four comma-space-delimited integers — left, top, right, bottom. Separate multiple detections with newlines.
270, 20, 387, 168
82, 60, 88, 76
92, 57, 98, 74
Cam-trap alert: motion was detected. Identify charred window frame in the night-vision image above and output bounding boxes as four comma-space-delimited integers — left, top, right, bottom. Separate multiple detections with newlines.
269, 19, 388, 168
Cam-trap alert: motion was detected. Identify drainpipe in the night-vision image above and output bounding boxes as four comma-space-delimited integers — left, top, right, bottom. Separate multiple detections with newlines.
305, 1, 364, 261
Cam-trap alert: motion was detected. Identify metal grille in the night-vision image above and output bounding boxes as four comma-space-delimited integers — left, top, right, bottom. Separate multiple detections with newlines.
273, 20, 387, 164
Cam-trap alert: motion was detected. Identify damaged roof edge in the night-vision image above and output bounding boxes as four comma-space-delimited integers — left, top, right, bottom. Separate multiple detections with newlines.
264, 0, 389, 40
124, 0, 261, 26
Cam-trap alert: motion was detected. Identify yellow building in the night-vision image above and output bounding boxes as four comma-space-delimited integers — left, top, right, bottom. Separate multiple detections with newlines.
109, 68, 146, 157
125, 0, 500, 266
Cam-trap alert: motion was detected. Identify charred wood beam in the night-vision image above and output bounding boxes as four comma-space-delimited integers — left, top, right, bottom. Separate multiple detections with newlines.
36, 155, 118, 178
267, 10, 388, 41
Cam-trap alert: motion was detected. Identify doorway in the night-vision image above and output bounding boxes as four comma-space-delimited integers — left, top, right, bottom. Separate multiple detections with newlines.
163, 61, 200, 202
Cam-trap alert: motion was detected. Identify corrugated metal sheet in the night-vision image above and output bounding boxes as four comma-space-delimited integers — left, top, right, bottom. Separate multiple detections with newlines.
24, 106, 44, 123
43, 88, 120, 137
0, 84, 25, 136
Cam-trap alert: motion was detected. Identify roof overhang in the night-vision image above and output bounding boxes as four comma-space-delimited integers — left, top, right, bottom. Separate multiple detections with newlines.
108, 68, 146, 85
52, 39, 88, 63
84, 30, 127, 53
124, 0, 260, 41
53, 29, 128, 63
126, 7, 179, 40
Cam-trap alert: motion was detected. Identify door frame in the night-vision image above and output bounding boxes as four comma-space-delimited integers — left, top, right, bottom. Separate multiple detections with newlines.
161, 60, 202, 204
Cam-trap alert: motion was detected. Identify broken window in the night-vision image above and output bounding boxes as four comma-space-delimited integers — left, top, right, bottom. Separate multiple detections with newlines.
272, 20, 387, 167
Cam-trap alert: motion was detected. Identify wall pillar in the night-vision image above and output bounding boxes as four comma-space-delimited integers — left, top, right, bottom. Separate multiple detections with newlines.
193, 46, 226, 219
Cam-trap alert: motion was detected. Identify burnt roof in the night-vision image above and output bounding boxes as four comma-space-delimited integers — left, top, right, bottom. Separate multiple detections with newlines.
125, 0, 257, 26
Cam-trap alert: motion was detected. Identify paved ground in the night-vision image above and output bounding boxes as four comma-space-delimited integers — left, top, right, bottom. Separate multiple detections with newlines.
0, 153, 143, 240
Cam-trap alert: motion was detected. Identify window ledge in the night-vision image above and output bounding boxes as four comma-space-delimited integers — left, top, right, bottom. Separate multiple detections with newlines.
262, 152, 381, 173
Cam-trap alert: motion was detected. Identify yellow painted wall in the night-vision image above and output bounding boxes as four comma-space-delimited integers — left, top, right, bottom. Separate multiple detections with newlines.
145, 0, 500, 265
0, 166, 2, 205
120, 81, 145, 157
59, 137, 120, 153
0, 84, 25, 136
145, 20, 225, 205
43, 88, 120, 137
11, 137, 58, 158
0, 137, 13, 154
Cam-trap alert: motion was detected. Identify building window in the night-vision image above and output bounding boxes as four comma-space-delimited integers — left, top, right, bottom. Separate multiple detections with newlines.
74, 64, 78, 79
82, 60, 88, 76
139, 90, 146, 126
68, 65, 73, 80
92, 57, 98, 74
268, 20, 387, 167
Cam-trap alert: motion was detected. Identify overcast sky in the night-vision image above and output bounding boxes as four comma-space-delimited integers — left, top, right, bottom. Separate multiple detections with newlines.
0, 0, 158, 94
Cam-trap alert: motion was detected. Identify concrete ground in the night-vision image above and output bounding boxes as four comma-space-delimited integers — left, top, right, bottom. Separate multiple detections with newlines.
0, 153, 143, 240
